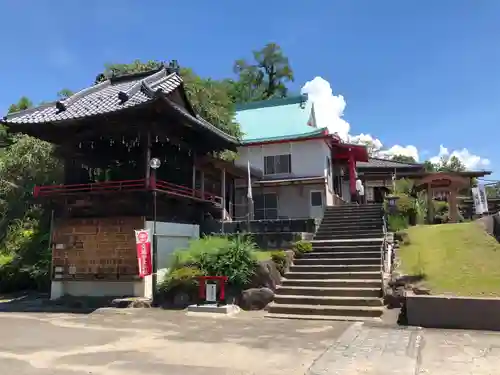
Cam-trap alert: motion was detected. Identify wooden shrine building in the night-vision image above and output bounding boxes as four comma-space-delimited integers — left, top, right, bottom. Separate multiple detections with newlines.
1, 64, 247, 299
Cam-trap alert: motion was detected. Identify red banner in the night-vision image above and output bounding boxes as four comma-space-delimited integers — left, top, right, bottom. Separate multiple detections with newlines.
134, 229, 152, 278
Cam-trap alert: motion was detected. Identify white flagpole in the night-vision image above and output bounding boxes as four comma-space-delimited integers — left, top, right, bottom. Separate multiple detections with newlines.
247, 161, 254, 225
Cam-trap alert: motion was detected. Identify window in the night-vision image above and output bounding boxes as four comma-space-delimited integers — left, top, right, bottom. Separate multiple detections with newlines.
254, 193, 278, 220
310, 191, 323, 207
263, 154, 291, 175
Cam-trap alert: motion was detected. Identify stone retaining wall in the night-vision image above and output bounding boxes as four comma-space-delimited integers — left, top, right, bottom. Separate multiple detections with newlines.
406, 291, 500, 331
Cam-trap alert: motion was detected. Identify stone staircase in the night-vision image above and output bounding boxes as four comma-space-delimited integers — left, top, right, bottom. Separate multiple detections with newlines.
268, 204, 385, 321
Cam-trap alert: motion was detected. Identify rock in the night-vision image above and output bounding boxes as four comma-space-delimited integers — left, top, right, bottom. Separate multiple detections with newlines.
172, 291, 192, 307
239, 287, 274, 310
249, 260, 282, 290
283, 250, 294, 273
412, 286, 431, 295
384, 287, 405, 309
111, 297, 152, 308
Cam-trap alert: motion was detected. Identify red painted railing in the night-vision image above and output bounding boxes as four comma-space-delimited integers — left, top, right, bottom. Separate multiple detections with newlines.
33, 178, 223, 206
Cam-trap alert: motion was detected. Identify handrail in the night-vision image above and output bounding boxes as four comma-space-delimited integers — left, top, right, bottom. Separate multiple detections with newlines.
33, 178, 223, 206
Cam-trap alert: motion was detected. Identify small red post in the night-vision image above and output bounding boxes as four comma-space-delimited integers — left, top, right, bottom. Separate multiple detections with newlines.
33, 186, 40, 198
197, 276, 229, 305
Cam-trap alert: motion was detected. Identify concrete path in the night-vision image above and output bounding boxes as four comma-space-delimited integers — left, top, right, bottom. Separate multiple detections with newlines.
0, 309, 349, 375
308, 322, 500, 375
0, 309, 499, 374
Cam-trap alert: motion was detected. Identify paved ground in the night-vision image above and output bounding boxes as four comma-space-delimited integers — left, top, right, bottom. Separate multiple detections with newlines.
0, 308, 500, 374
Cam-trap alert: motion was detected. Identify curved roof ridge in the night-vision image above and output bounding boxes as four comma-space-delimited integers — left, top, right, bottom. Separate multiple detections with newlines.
235, 95, 307, 111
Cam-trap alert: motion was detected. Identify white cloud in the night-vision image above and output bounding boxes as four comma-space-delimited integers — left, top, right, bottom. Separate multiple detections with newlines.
379, 145, 420, 162
300, 76, 491, 170
430, 144, 490, 170
300, 77, 351, 141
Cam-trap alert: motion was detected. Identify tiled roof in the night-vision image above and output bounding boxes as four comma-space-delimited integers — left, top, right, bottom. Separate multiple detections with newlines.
2, 66, 237, 144
357, 157, 424, 169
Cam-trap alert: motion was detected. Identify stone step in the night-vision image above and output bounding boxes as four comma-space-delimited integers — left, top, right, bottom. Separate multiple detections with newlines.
285, 271, 381, 280
289, 264, 380, 273
314, 231, 384, 240
266, 313, 383, 322
274, 295, 384, 307
312, 238, 384, 247
275, 285, 382, 297
294, 257, 381, 265
303, 251, 382, 258
319, 220, 384, 228
267, 303, 384, 318
322, 215, 383, 222
315, 229, 384, 237
325, 205, 383, 212
317, 223, 382, 230
281, 278, 381, 288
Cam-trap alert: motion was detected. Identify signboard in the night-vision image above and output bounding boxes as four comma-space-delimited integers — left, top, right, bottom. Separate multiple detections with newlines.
134, 229, 153, 278
472, 187, 487, 215
205, 283, 217, 302
478, 184, 489, 214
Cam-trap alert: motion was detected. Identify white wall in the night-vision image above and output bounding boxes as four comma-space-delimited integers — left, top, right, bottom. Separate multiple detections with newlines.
235, 139, 331, 178
145, 221, 199, 285
234, 183, 326, 219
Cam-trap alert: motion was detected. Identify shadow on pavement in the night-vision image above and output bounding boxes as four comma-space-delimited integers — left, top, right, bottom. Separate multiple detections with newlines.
0, 293, 108, 314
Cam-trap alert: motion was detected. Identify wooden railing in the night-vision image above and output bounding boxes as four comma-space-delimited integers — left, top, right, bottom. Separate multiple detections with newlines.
33, 178, 223, 206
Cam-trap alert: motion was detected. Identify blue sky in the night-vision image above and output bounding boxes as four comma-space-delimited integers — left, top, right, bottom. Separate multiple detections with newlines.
0, 0, 499, 178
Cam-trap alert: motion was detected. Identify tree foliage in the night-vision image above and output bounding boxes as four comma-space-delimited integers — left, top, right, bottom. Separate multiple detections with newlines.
231, 43, 294, 103
391, 155, 417, 164
422, 156, 467, 173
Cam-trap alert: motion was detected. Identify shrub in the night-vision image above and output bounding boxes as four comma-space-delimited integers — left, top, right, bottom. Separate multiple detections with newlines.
388, 214, 409, 232
158, 266, 205, 294
198, 236, 258, 289
292, 240, 313, 257
169, 236, 231, 270
270, 250, 287, 275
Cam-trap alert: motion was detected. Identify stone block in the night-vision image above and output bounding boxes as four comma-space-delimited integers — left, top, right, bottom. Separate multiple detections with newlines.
187, 304, 241, 316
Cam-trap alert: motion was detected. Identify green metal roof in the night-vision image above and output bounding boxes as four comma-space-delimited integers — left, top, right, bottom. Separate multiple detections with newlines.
235, 95, 318, 142
242, 127, 328, 144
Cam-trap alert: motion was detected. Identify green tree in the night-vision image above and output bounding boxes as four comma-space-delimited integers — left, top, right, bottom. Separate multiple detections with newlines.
422, 156, 466, 173
485, 183, 500, 198
423, 160, 437, 172
232, 42, 294, 102
391, 155, 417, 164
437, 155, 466, 172
57, 88, 74, 99
7, 96, 33, 114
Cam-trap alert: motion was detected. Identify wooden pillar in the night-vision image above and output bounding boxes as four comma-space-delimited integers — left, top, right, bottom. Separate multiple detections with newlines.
427, 183, 434, 224
144, 131, 152, 188
221, 168, 226, 221
201, 171, 205, 199
192, 154, 196, 197
449, 188, 459, 223
348, 151, 356, 196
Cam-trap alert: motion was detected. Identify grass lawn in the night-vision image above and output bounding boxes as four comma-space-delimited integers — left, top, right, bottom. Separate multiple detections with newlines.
399, 222, 500, 297
252, 250, 274, 261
